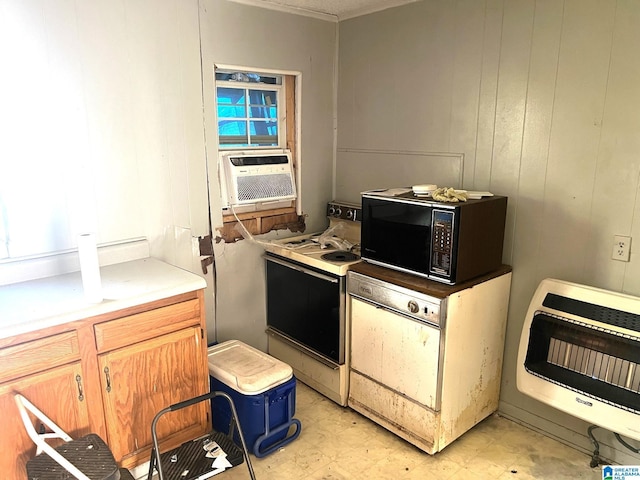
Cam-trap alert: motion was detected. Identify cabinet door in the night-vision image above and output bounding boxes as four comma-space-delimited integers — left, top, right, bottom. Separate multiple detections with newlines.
350, 298, 441, 409
0, 363, 91, 479
98, 326, 208, 467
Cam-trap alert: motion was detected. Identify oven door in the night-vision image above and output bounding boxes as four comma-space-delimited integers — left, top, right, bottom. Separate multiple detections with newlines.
265, 254, 345, 364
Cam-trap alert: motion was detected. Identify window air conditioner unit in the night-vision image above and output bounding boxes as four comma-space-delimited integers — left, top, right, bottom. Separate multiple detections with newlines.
221, 150, 297, 209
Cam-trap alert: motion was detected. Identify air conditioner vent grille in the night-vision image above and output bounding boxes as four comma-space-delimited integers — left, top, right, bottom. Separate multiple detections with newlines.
220, 150, 297, 207
237, 174, 295, 202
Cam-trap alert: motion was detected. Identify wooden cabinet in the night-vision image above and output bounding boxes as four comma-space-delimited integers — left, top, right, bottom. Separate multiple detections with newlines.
98, 326, 208, 467
0, 289, 209, 478
0, 330, 91, 478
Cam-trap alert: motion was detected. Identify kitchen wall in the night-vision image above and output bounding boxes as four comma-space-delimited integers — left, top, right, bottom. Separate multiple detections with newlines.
0, 0, 214, 313
1, 0, 337, 351
198, 1, 337, 349
337, 0, 640, 464
9, 0, 639, 464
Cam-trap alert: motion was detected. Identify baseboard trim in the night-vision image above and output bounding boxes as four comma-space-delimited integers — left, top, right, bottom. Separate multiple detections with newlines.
498, 400, 640, 466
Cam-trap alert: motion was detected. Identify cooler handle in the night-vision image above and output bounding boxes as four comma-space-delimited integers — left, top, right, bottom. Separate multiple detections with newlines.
253, 418, 302, 458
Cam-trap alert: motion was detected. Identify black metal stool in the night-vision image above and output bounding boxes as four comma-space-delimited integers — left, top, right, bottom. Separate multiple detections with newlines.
147, 390, 256, 480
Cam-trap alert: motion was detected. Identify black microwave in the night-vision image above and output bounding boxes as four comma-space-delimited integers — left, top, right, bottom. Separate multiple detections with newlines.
361, 192, 507, 284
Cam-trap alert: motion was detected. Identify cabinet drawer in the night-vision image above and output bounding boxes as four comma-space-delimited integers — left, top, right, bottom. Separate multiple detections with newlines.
94, 299, 201, 352
0, 331, 80, 384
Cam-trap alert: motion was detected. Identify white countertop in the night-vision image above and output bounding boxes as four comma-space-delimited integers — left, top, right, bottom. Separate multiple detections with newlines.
0, 257, 207, 340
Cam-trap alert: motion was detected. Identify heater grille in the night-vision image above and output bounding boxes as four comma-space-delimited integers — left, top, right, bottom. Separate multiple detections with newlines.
518, 278, 640, 441
524, 311, 640, 413
547, 332, 640, 394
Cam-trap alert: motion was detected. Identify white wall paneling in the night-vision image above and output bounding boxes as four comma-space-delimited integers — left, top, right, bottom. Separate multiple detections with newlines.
199, 0, 337, 349
0, 0, 212, 315
7, 0, 640, 463
335, 149, 463, 204
338, 0, 640, 464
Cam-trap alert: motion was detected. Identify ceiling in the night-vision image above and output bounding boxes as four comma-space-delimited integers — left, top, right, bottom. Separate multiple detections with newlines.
229, 0, 419, 21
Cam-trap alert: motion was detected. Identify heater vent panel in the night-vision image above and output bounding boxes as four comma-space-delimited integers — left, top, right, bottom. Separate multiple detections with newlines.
524, 312, 640, 413
517, 278, 640, 441
543, 293, 640, 333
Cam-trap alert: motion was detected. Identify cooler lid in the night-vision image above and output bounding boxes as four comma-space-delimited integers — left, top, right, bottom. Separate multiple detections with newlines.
208, 340, 293, 394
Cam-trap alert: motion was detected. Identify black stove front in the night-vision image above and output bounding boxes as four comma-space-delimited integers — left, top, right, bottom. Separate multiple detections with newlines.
265, 253, 345, 364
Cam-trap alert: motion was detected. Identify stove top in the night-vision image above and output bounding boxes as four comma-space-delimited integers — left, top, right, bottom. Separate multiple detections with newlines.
264, 233, 361, 276
264, 201, 362, 276
321, 251, 359, 262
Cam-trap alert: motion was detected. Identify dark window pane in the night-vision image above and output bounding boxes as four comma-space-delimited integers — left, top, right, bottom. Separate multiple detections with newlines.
217, 87, 245, 105
218, 105, 246, 118
219, 120, 248, 145
248, 90, 276, 118
248, 89, 276, 104
250, 120, 277, 136
250, 106, 277, 118
219, 136, 250, 146
219, 120, 247, 135
249, 136, 278, 147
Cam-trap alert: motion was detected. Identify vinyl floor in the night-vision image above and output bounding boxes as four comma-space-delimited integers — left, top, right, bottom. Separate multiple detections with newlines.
217, 381, 603, 480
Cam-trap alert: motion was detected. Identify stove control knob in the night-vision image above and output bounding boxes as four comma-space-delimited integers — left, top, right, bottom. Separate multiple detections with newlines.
334, 207, 342, 217
328, 206, 336, 215
408, 300, 419, 314
346, 209, 355, 220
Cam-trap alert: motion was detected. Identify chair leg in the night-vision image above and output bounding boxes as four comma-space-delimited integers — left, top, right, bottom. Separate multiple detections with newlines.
221, 392, 257, 480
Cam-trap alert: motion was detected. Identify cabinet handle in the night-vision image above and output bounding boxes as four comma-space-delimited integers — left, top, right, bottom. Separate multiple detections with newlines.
75, 374, 85, 401
104, 366, 112, 392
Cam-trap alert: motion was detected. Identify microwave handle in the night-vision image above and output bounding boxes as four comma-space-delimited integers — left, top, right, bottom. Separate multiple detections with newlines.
265, 255, 339, 283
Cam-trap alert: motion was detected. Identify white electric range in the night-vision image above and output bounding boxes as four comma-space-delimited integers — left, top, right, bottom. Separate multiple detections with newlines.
263, 202, 361, 406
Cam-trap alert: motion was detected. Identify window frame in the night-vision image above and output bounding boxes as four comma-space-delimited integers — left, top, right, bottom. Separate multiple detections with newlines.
213, 66, 303, 242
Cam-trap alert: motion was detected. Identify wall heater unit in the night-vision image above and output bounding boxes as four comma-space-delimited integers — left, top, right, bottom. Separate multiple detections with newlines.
221, 151, 296, 208
517, 278, 640, 442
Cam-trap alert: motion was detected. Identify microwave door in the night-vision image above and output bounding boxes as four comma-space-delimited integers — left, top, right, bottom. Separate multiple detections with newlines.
362, 197, 432, 276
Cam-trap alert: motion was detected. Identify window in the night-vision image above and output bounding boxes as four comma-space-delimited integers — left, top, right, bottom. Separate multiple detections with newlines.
214, 67, 304, 242
216, 71, 284, 149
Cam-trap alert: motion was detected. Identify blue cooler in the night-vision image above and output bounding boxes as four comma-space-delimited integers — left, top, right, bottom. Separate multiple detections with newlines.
208, 340, 302, 458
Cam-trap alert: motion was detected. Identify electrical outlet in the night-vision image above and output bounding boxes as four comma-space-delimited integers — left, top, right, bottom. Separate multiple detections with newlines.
612, 235, 632, 262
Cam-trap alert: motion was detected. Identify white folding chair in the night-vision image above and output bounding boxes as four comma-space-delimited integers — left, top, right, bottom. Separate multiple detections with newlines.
14, 393, 131, 480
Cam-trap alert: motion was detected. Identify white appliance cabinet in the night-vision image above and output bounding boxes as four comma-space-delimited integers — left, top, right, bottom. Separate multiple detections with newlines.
347, 263, 512, 454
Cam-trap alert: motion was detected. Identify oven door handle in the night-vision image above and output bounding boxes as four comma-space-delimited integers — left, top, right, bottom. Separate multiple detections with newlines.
265, 255, 339, 283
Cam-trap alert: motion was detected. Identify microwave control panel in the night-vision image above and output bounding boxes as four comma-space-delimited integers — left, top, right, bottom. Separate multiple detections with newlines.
430, 209, 455, 277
